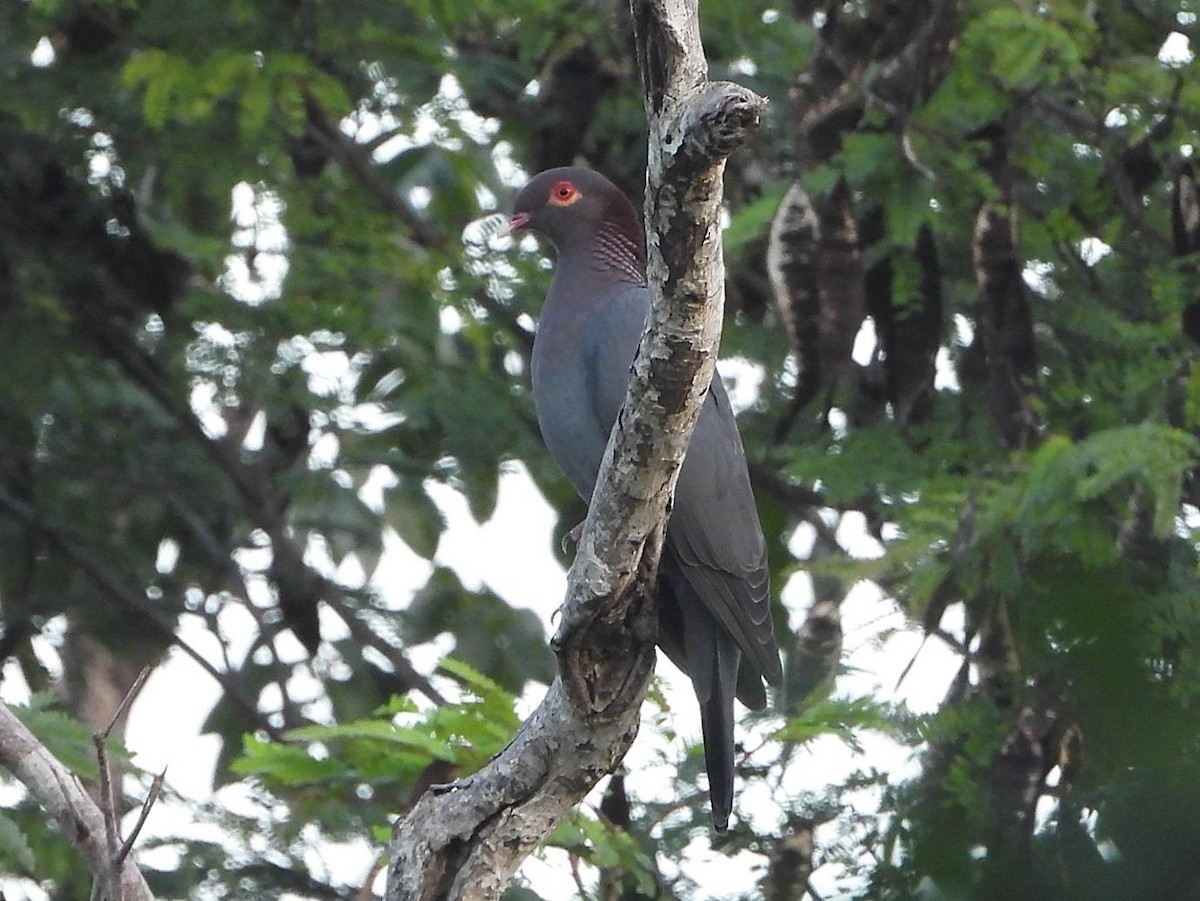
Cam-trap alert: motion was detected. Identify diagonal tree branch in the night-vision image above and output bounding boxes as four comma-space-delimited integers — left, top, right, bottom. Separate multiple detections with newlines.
0, 700, 154, 901
384, 1, 765, 898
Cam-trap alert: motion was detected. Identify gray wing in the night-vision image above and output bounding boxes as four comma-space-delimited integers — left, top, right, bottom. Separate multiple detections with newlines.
665, 376, 782, 687
534, 279, 780, 689
577, 295, 781, 689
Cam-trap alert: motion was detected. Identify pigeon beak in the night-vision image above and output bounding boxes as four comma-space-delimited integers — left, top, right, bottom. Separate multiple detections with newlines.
508, 211, 531, 232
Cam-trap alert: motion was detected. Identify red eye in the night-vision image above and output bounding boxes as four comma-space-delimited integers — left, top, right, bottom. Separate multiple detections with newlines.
549, 181, 579, 205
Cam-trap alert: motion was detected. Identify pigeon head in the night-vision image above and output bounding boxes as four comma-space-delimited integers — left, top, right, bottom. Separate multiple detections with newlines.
510, 167, 646, 283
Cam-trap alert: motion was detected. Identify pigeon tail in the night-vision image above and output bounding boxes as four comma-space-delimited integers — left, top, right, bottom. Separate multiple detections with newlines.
700, 631, 741, 832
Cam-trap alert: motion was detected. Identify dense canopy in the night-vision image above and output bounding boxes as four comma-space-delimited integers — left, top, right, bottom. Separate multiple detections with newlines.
1, 0, 1199, 897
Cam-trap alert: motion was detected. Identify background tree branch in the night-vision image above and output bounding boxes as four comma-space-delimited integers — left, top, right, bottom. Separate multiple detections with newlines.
384, 1, 764, 897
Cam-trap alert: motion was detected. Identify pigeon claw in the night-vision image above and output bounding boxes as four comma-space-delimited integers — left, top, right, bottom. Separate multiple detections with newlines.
561, 520, 586, 554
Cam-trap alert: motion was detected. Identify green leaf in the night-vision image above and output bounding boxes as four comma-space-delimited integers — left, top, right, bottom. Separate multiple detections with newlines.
1072, 424, 1198, 538
238, 75, 273, 136
724, 181, 789, 259
545, 811, 659, 897
12, 697, 102, 780
438, 656, 509, 701
841, 132, 901, 188
0, 811, 36, 874
966, 7, 1084, 89
774, 696, 900, 753
386, 479, 445, 559
231, 736, 345, 785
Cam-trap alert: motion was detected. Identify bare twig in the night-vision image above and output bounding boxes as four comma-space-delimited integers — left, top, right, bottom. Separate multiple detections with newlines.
91, 665, 155, 901
115, 769, 166, 870
301, 94, 440, 248
93, 731, 122, 901
102, 666, 152, 743
86, 329, 446, 709
322, 592, 448, 706
0, 701, 154, 901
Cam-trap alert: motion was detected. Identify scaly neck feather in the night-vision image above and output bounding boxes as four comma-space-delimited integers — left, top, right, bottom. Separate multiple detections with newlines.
592, 216, 646, 285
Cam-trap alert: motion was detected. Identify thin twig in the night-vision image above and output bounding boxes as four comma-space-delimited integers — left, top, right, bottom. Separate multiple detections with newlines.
114, 769, 166, 870
92, 734, 121, 901
92, 667, 153, 901
301, 94, 440, 248
324, 593, 447, 705
357, 856, 387, 900
568, 853, 587, 898
101, 665, 156, 899
101, 666, 153, 742
0, 700, 153, 900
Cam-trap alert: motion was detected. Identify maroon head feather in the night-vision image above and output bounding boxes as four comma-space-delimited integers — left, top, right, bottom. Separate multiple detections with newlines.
510, 167, 645, 285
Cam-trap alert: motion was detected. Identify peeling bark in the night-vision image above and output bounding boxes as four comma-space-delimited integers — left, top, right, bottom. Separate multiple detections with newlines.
768, 178, 867, 439
967, 590, 1020, 710
789, 0, 960, 167
532, 42, 619, 171
865, 221, 943, 428
767, 181, 823, 439
384, 1, 764, 896
784, 597, 843, 710
767, 180, 821, 363
763, 822, 815, 901
773, 1, 958, 439
815, 180, 867, 398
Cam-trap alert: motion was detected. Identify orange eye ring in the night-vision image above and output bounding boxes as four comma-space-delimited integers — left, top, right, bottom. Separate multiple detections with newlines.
548, 180, 580, 206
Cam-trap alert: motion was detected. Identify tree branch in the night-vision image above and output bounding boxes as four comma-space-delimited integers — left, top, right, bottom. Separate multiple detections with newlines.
384, 1, 764, 897
0, 700, 154, 901
0, 487, 279, 740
